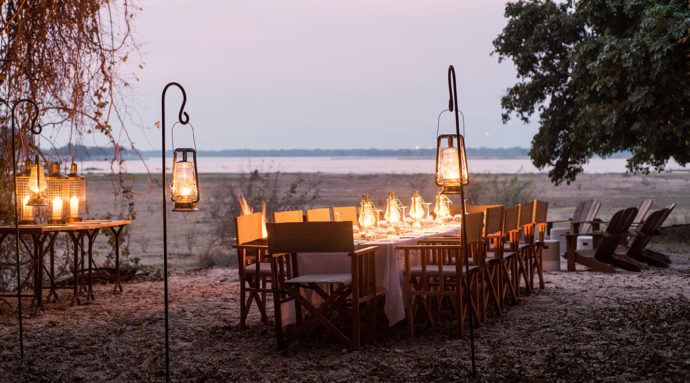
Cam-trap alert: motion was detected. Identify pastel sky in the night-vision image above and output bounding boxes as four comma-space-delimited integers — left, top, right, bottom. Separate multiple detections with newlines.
112, 0, 538, 151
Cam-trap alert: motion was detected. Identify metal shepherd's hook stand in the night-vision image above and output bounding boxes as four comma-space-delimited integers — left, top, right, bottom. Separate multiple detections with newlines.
161, 82, 189, 382
6, 98, 41, 359
448, 65, 477, 375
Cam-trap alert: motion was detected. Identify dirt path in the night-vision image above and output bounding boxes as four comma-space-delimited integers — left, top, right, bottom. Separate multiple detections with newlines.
1, 251, 689, 382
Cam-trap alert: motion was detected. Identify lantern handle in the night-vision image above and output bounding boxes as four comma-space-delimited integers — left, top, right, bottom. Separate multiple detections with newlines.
436, 108, 465, 138
170, 121, 198, 152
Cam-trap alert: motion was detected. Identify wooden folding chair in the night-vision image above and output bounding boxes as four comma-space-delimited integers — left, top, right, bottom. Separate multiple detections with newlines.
332, 206, 357, 224
503, 205, 521, 298
515, 201, 534, 294
483, 205, 512, 314
267, 222, 380, 349
404, 212, 484, 336
233, 212, 270, 328
305, 208, 332, 222
273, 210, 304, 223
530, 200, 548, 290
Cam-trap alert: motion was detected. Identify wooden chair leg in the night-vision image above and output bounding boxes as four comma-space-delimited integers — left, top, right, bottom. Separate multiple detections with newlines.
239, 278, 248, 329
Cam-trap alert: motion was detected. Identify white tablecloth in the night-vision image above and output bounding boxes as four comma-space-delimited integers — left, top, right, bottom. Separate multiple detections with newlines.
288, 223, 461, 327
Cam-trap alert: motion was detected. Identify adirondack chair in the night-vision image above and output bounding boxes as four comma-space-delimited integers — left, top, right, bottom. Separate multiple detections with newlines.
619, 203, 676, 267
567, 208, 637, 273
547, 199, 600, 234
629, 199, 653, 230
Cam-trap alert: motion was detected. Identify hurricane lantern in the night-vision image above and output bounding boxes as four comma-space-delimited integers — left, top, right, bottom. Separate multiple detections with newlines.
169, 148, 199, 212
46, 162, 68, 224
358, 194, 377, 229
435, 134, 469, 194
409, 190, 427, 221
384, 192, 404, 225
433, 189, 452, 220
66, 163, 86, 222
26, 155, 48, 207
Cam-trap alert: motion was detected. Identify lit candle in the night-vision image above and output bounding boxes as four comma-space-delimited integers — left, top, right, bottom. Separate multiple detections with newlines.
70, 196, 79, 218
52, 197, 63, 221
22, 196, 32, 221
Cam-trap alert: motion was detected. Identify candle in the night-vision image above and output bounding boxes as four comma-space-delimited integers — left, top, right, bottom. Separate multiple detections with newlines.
52, 197, 63, 221
70, 196, 79, 218
22, 196, 32, 221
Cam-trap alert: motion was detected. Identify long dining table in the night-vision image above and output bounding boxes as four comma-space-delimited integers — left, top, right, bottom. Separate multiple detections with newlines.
288, 222, 462, 327
0, 220, 130, 315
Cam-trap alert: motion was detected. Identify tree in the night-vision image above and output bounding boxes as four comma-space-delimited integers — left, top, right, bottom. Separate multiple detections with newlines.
493, 0, 689, 184
0, 1, 140, 218
0, 1, 140, 286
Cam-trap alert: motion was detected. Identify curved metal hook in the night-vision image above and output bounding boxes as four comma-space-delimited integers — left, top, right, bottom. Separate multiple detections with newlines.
11, 99, 41, 135
447, 65, 458, 113
162, 82, 190, 126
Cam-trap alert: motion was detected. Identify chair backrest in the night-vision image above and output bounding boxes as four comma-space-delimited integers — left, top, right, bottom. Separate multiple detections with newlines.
305, 208, 332, 222
533, 200, 548, 223
631, 199, 653, 227
273, 210, 304, 223
235, 212, 264, 245
593, 208, 636, 259
332, 206, 357, 224
518, 200, 535, 228
464, 212, 485, 244
266, 222, 354, 254
578, 200, 601, 233
465, 204, 501, 215
484, 205, 504, 236
625, 208, 667, 256
660, 202, 676, 224
572, 200, 593, 223
504, 205, 520, 232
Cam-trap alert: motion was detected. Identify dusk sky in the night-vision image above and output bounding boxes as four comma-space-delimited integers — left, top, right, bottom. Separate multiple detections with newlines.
115, 0, 538, 151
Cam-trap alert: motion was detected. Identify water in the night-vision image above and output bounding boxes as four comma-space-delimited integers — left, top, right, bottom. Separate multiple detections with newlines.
79, 156, 688, 175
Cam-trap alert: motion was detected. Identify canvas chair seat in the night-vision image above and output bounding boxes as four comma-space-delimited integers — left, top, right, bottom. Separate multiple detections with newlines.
286, 273, 352, 285
245, 262, 272, 275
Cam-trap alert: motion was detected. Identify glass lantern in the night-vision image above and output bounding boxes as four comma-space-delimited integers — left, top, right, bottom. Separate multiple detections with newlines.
170, 148, 199, 211
358, 194, 377, 229
27, 155, 48, 207
66, 163, 86, 222
15, 160, 33, 224
384, 192, 404, 226
46, 162, 68, 224
433, 189, 452, 221
435, 134, 469, 194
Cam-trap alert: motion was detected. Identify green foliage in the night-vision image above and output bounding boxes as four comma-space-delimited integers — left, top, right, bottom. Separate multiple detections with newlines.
493, 0, 690, 184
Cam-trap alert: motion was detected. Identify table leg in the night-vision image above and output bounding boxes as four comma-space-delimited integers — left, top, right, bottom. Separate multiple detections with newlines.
110, 225, 125, 294
86, 229, 100, 301
67, 231, 85, 306
43, 233, 59, 303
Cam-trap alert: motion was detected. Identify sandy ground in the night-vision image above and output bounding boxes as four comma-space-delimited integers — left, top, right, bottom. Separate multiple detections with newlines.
1, 237, 689, 382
